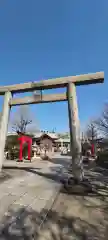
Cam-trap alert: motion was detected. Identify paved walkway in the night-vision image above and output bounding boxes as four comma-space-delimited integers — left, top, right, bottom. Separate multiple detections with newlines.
0, 154, 71, 239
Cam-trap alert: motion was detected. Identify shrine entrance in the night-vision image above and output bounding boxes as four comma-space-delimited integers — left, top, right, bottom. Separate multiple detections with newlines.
0, 72, 104, 179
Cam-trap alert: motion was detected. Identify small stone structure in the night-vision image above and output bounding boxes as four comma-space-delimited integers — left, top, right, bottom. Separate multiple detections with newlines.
32, 142, 39, 160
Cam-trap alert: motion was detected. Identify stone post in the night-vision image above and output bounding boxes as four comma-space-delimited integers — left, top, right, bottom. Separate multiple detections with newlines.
0, 91, 12, 171
67, 83, 84, 181
32, 142, 38, 160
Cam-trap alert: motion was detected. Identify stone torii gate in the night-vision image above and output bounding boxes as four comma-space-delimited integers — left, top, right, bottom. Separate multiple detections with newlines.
0, 72, 104, 179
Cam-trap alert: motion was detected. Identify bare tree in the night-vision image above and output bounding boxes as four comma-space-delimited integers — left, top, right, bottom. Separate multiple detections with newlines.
10, 105, 38, 134
85, 121, 98, 142
94, 103, 108, 137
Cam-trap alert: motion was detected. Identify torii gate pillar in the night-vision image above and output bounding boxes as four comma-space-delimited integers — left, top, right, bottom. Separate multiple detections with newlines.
0, 91, 12, 171
18, 135, 32, 161
67, 83, 84, 181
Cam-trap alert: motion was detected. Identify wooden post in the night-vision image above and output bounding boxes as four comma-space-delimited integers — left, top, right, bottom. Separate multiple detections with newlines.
67, 83, 84, 181
0, 91, 12, 171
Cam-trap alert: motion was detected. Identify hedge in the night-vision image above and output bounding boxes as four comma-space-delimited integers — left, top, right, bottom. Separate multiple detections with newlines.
96, 151, 108, 168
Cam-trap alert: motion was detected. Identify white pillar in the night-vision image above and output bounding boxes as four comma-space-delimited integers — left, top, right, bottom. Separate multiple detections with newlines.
67, 83, 84, 180
0, 91, 12, 170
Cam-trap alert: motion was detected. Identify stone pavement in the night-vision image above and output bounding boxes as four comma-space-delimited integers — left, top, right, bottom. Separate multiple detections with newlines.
0, 154, 71, 239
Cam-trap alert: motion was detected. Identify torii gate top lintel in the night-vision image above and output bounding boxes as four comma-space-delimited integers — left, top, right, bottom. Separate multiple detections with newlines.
0, 71, 104, 95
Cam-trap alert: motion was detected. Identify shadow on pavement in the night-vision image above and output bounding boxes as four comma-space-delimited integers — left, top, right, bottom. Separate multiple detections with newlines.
1, 162, 108, 239
0, 198, 107, 240
3, 166, 41, 170
48, 156, 71, 165
3, 164, 108, 199
0, 170, 12, 183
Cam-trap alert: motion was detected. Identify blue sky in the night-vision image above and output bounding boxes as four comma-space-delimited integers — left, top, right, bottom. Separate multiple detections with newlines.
0, 0, 108, 133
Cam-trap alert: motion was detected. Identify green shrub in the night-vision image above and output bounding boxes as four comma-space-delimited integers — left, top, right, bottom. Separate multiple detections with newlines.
5, 135, 33, 160
96, 150, 108, 168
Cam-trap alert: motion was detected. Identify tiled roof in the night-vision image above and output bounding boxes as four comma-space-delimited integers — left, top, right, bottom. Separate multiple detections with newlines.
33, 131, 58, 139
55, 138, 70, 143
7, 132, 17, 136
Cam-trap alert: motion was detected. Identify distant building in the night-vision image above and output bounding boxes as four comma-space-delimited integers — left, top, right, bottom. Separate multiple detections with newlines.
7, 132, 17, 136
33, 131, 58, 152
33, 131, 71, 151
55, 138, 70, 150
7, 130, 71, 151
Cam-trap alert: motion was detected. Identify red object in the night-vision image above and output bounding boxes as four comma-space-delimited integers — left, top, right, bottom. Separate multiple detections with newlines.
18, 135, 32, 161
91, 144, 95, 156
